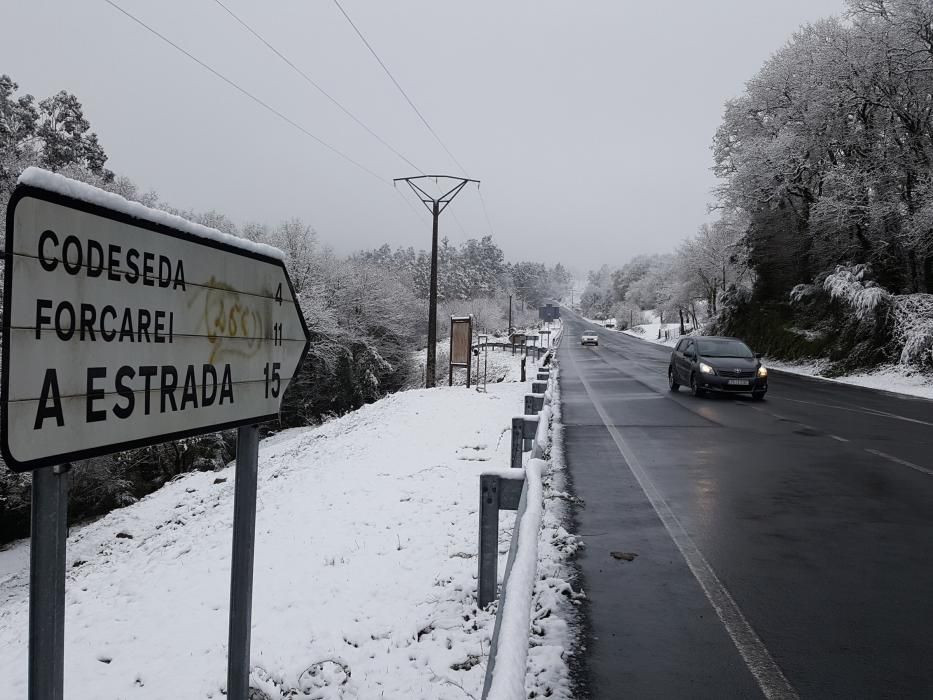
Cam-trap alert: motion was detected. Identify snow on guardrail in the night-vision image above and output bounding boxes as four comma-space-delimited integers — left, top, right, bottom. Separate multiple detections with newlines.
484, 458, 545, 700
481, 328, 564, 699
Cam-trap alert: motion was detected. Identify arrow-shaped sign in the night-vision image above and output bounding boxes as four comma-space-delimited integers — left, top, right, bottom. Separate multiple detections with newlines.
2, 177, 310, 472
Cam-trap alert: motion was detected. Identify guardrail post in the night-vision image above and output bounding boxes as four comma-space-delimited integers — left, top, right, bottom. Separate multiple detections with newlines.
520, 357, 526, 382
524, 394, 536, 416
478, 474, 500, 608
510, 417, 524, 468
478, 473, 525, 609
524, 393, 544, 415
520, 415, 539, 453
532, 380, 547, 394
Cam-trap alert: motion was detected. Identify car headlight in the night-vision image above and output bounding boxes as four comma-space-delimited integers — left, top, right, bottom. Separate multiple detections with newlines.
699, 362, 715, 374
757, 366, 768, 378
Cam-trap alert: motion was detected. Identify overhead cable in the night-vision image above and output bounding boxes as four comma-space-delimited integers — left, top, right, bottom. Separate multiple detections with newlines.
332, 0, 469, 177
209, 0, 425, 175
104, 0, 389, 186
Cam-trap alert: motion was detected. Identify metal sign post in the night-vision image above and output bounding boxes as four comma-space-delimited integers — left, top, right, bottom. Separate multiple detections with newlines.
28, 463, 70, 700
227, 425, 259, 699
3, 173, 310, 700
477, 334, 488, 392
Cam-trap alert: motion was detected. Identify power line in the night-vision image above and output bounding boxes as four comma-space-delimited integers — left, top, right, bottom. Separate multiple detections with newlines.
208, 0, 425, 175
330, 3, 501, 241
332, 0, 469, 177
477, 187, 496, 238
103, 0, 388, 186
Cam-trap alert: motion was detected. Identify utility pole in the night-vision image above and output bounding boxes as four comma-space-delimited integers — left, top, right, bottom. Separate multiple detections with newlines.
396, 175, 479, 388
508, 294, 513, 334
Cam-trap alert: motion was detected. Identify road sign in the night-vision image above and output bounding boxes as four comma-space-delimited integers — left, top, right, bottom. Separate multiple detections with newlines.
2, 184, 310, 472
538, 303, 559, 321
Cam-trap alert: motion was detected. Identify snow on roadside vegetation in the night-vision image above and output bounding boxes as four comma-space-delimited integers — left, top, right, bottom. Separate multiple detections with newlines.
614, 312, 933, 401
0, 347, 574, 699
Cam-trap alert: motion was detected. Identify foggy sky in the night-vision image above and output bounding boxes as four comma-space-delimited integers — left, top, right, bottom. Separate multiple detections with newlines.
4, 0, 845, 276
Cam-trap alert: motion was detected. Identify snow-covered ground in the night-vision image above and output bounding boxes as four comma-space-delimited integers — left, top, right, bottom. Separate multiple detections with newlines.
0, 348, 575, 698
763, 359, 933, 400
622, 321, 682, 347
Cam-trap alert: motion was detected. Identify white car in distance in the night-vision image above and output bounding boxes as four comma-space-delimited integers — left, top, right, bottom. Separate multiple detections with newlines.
581, 332, 598, 346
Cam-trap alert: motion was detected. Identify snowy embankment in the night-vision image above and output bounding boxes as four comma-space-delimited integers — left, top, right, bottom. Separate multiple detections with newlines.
0, 347, 576, 698
621, 322, 681, 347
762, 359, 933, 401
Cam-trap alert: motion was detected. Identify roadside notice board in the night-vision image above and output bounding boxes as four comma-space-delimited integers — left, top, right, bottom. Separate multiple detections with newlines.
449, 315, 473, 387
2, 183, 311, 472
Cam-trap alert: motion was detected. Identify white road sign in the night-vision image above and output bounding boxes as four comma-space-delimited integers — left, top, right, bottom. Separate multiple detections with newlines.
2, 182, 310, 472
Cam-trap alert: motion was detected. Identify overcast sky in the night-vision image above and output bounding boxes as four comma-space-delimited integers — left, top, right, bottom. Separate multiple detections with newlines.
4, 0, 845, 275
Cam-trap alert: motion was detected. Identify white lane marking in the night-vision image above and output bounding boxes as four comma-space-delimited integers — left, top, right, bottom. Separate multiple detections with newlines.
566, 348, 798, 700
777, 396, 933, 428
829, 435, 849, 443
864, 448, 933, 478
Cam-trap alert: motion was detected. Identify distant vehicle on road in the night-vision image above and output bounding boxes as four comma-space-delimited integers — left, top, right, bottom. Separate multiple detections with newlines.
604, 321, 615, 329
668, 336, 767, 400
581, 332, 599, 346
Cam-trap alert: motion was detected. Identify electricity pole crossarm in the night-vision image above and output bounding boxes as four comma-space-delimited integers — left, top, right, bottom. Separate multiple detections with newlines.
395, 175, 480, 388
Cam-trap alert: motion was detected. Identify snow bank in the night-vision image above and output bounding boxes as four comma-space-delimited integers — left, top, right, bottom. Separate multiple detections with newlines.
485, 355, 578, 700
526, 362, 582, 698
17, 167, 285, 261
765, 359, 933, 400
0, 381, 533, 698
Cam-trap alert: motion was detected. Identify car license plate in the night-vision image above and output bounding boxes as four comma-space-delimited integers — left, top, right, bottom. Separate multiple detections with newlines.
728, 379, 749, 385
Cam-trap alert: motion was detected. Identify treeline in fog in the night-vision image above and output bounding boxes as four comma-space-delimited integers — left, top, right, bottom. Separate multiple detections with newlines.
581, 0, 933, 371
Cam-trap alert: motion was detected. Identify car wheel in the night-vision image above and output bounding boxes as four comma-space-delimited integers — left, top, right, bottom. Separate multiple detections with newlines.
751, 391, 766, 401
668, 367, 679, 392
690, 373, 704, 397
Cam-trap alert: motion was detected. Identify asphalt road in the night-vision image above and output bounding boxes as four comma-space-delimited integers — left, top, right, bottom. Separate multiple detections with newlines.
557, 310, 933, 699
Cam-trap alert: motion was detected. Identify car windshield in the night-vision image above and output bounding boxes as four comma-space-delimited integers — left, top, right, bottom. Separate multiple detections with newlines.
696, 339, 753, 358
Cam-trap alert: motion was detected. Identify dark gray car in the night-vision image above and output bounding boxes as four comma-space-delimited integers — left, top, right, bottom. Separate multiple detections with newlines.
668, 336, 768, 399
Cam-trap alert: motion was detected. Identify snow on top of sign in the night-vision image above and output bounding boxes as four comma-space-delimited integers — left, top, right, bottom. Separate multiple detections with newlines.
17, 167, 285, 261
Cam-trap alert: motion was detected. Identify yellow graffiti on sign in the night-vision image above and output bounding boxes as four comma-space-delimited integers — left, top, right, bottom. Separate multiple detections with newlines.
191, 278, 267, 363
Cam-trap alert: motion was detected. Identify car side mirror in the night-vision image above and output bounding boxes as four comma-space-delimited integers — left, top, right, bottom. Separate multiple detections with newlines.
754, 353, 762, 359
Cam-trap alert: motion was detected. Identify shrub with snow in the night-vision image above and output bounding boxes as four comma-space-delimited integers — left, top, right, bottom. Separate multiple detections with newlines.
821, 264, 891, 321
891, 294, 933, 367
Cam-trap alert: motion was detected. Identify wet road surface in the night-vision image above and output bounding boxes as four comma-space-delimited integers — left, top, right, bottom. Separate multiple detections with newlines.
557, 309, 933, 699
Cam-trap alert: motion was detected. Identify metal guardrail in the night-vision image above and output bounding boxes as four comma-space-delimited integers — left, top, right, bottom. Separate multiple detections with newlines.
478, 329, 561, 699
